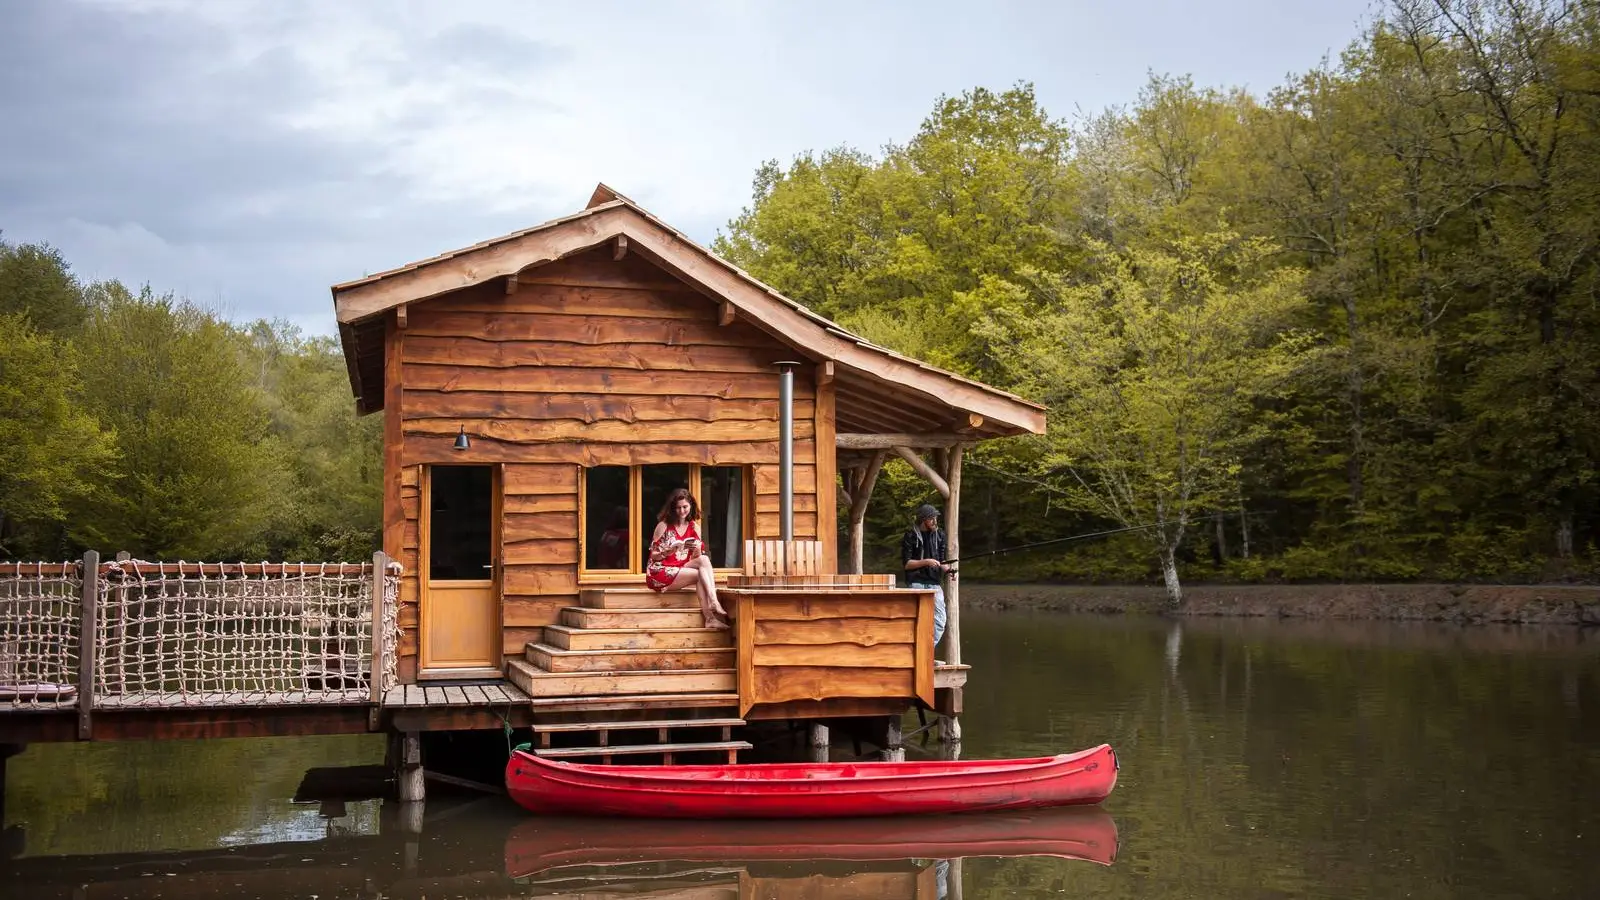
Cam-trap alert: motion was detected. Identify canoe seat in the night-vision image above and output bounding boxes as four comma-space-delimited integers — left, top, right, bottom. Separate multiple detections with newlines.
742, 539, 824, 577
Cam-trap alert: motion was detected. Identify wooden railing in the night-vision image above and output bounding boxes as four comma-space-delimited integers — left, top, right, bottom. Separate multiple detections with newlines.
0, 553, 401, 720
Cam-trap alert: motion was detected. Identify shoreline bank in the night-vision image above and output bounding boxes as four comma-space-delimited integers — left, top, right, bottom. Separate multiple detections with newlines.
962, 582, 1600, 626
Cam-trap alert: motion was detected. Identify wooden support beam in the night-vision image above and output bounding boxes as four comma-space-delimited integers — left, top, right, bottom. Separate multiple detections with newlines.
818, 360, 834, 384
892, 446, 950, 498
395, 303, 408, 329
839, 433, 967, 449
78, 549, 97, 741
849, 451, 887, 575
613, 234, 629, 260
504, 276, 518, 295
718, 301, 736, 326
957, 412, 983, 432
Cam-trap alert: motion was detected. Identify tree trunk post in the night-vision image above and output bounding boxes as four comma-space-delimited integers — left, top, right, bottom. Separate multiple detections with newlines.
943, 445, 962, 665
847, 451, 886, 576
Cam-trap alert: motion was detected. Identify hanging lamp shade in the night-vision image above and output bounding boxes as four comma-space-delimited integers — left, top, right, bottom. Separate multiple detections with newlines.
453, 425, 470, 451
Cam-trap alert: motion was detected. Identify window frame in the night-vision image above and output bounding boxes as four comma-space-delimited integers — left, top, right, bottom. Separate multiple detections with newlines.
578, 464, 752, 584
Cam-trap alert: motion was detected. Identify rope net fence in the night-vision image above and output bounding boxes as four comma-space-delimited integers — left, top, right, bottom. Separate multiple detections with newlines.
0, 563, 82, 710
0, 558, 400, 711
94, 561, 400, 708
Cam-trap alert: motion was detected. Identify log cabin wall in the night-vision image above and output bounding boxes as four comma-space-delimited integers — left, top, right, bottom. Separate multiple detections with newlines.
383, 246, 832, 679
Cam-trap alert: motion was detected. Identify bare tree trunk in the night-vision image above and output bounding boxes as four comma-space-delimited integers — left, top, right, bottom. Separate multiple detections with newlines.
1556, 516, 1574, 559
1214, 512, 1228, 563
1159, 544, 1184, 606
1237, 484, 1250, 560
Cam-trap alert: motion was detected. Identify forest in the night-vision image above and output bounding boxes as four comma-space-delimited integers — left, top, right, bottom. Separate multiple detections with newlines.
0, 0, 1594, 589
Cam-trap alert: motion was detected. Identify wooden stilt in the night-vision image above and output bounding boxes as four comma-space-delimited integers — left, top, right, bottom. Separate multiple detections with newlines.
884, 715, 905, 762
948, 858, 965, 900
808, 722, 829, 763
939, 717, 963, 760
398, 733, 424, 802
399, 800, 425, 836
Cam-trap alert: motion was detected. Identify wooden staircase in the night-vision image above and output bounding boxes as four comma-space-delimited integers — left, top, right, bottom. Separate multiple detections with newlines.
508, 587, 749, 763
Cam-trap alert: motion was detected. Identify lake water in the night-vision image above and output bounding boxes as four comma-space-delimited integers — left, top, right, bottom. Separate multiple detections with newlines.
4, 608, 1598, 898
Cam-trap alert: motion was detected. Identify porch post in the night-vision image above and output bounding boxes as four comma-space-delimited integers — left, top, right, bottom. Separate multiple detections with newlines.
943, 445, 962, 666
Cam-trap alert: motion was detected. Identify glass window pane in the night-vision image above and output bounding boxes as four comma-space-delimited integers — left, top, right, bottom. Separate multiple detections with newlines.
584, 466, 631, 571
429, 466, 493, 581
640, 465, 692, 564
701, 466, 745, 568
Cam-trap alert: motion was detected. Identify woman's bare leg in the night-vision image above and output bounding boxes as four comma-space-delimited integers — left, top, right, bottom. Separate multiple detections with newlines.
668, 562, 725, 629
693, 558, 725, 613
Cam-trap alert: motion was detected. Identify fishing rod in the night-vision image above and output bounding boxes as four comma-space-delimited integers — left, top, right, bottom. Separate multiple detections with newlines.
942, 514, 1229, 567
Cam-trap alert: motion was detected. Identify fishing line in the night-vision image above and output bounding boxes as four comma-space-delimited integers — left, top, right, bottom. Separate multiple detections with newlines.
942, 514, 1231, 567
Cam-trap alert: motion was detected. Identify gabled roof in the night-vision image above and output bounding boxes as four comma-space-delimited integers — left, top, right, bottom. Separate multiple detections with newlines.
332, 184, 1046, 437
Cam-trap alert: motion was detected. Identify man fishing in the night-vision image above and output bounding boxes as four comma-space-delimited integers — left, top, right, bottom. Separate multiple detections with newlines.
901, 503, 952, 648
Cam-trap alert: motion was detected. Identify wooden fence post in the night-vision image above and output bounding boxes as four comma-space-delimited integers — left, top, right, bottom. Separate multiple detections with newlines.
369, 550, 387, 730
78, 550, 98, 741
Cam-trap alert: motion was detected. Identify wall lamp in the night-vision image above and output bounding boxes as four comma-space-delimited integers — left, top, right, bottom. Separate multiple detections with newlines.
453, 425, 470, 451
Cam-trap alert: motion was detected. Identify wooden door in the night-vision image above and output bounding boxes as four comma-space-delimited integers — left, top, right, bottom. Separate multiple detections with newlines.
421, 465, 501, 677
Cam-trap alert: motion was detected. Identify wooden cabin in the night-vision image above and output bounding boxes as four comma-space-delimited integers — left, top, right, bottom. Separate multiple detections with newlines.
333, 184, 1044, 752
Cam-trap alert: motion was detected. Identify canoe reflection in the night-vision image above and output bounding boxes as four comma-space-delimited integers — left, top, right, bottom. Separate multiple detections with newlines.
503, 805, 1119, 878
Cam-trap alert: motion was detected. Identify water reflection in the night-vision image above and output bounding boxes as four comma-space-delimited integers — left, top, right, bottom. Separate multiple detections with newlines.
7, 607, 1599, 898
3, 796, 1117, 899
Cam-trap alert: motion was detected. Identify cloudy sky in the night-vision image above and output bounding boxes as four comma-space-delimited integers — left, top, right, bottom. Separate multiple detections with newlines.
1, 0, 1378, 335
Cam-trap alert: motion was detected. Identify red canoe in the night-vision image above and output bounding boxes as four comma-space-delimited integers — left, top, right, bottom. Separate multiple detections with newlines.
505, 744, 1117, 818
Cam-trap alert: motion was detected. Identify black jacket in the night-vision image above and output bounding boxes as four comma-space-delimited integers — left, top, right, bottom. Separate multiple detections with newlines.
901, 527, 947, 586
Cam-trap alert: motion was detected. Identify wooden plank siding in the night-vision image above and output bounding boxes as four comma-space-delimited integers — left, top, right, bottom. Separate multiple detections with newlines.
727, 588, 935, 717
386, 247, 835, 679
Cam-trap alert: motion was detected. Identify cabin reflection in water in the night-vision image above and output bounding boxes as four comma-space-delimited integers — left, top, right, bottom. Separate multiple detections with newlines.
2, 798, 1116, 900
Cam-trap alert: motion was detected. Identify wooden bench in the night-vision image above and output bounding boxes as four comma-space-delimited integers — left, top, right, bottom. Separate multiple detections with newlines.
742, 540, 824, 577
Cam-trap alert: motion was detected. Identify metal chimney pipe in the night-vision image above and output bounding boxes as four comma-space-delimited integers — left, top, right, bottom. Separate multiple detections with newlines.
775, 361, 801, 542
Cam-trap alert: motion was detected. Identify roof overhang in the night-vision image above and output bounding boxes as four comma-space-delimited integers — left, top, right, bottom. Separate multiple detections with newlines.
332, 186, 1046, 437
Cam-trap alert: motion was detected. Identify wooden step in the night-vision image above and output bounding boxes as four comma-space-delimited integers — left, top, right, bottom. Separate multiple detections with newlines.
507, 659, 735, 698
580, 587, 698, 609
530, 716, 745, 734
525, 643, 733, 673
533, 740, 751, 763
541, 624, 731, 651
525, 692, 739, 712
561, 607, 709, 629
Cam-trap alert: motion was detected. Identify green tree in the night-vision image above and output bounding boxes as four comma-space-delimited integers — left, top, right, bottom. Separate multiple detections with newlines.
980, 233, 1312, 602
0, 236, 88, 334
242, 320, 382, 560
73, 283, 290, 558
0, 315, 115, 556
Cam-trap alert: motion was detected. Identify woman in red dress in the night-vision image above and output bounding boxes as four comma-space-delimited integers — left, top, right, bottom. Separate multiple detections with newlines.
644, 488, 729, 629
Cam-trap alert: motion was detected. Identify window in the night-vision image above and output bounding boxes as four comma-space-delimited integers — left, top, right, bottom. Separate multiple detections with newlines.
581, 464, 750, 575
428, 465, 493, 580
